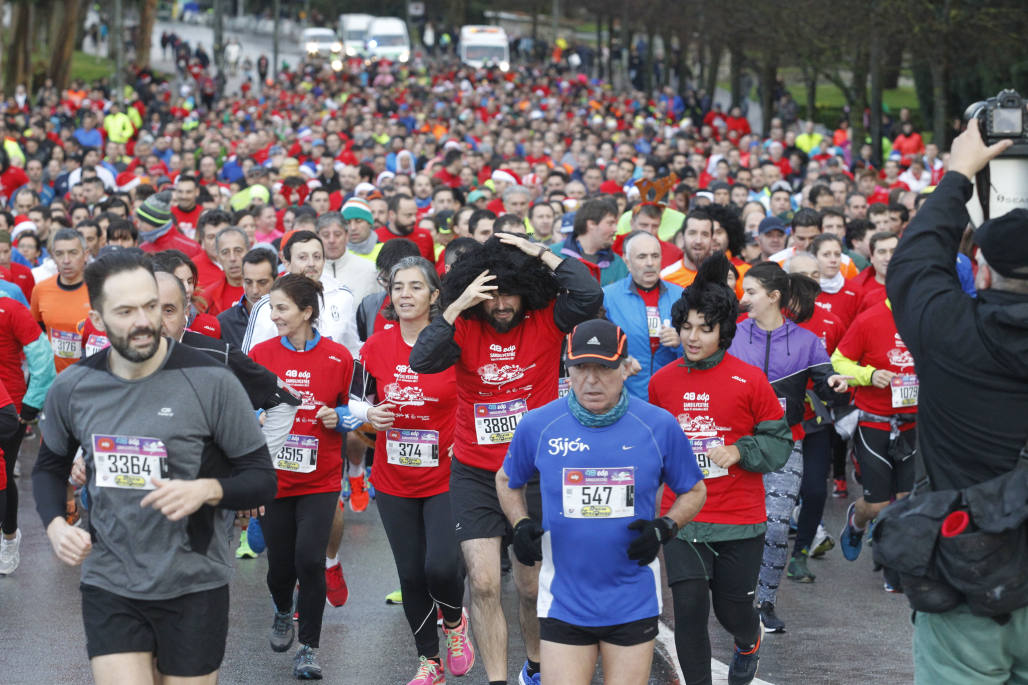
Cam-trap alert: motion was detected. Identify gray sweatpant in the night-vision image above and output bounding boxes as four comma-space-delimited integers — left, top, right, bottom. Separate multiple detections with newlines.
757, 441, 804, 606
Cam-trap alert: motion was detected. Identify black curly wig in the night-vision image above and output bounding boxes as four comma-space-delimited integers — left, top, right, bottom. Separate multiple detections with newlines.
441, 235, 560, 320
671, 252, 739, 350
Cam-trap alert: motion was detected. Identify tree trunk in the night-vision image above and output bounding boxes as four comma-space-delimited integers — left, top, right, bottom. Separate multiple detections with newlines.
930, 57, 946, 149
729, 46, 742, 107
643, 29, 654, 93
136, 0, 158, 69
849, 46, 870, 153
802, 64, 817, 122
869, 23, 883, 167
49, 0, 81, 89
596, 13, 602, 80
606, 14, 614, 86
5, 3, 33, 90
704, 42, 721, 104
759, 51, 777, 137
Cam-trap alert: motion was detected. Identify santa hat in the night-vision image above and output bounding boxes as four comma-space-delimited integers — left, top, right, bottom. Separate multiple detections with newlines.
11, 215, 37, 241
599, 180, 622, 195
116, 171, 141, 193
376, 170, 395, 187
354, 182, 376, 197
491, 168, 520, 185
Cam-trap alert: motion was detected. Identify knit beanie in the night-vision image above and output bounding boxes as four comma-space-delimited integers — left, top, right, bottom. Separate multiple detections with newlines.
342, 197, 373, 225
136, 190, 174, 243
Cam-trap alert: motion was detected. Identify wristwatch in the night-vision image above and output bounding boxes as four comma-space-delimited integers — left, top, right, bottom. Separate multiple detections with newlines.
658, 516, 679, 542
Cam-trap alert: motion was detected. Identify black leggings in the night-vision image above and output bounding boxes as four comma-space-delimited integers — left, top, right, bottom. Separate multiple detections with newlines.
0, 406, 22, 535
831, 430, 847, 480
668, 535, 764, 685
794, 429, 832, 555
261, 491, 339, 648
376, 489, 464, 659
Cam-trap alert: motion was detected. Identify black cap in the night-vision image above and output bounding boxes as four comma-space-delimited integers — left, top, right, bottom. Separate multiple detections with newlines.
974, 209, 1028, 279
565, 319, 628, 369
758, 216, 789, 235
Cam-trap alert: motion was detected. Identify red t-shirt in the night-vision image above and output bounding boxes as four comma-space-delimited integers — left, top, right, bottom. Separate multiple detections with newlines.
816, 287, 860, 330
0, 297, 44, 409
202, 278, 244, 315
249, 335, 354, 498
0, 263, 34, 301
835, 301, 917, 420
649, 353, 785, 525
78, 318, 109, 358
636, 285, 662, 353
140, 227, 202, 259
375, 226, 436, 262
450, 302, 565, 471
171, 205, 203, 239
361, 325, 457, 498
854, 276, 886, 315
193, 251, 224, 292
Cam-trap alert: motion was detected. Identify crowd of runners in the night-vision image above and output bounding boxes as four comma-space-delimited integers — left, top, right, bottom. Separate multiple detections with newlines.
0, 37, 1025, 685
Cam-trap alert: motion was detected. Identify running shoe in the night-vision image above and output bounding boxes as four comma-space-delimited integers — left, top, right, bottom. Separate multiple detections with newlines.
789, 504, 800, 534
340, 477, 351, 502
0, 529, 22, 575
810, 525, 835, 558
325, 563, 349, 607
832, 478, 848, 498
385, 590, 403, 605
839, 502, 865, 562
758, 602, 785, 633
727, 624, 763, 685
348, 476, 369, 512
270, 610, 295, 652
443, 611, 475, 676
236, 530, 257, 559
407, 656, 445, 685
518, 660, 541, 685
786, 553, 816, 583
366, 465, 376, 499
883, 567, 903, 593
12, 459, 20, 478
248, 517, 266, 554
293, 644, 323, 680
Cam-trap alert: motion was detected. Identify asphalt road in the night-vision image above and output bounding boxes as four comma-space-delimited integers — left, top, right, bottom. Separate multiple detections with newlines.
1, 426, 915, 685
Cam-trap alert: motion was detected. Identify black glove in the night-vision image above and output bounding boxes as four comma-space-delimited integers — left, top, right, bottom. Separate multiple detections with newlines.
19, 404, 40, 424
626, 517, 678, 566
512, 517, 544, 566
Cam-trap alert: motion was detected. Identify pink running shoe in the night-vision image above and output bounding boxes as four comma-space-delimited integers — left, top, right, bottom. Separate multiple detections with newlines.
407, 656, 445, 685
442, 611, 475, 676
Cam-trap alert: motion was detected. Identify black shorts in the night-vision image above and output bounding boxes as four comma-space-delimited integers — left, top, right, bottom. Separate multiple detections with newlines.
81, 583, 229, 677
539, 616, 658, 646
449, 458, 541, 543
854, 423, 917, 504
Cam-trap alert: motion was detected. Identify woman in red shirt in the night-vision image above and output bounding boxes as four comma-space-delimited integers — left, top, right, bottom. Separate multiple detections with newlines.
249, 274, 354, 680
649, 257, 792, 685
355, 256, 473, 685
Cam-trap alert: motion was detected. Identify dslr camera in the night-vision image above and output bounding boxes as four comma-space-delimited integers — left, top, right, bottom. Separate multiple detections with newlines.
964, 89, 1028, 223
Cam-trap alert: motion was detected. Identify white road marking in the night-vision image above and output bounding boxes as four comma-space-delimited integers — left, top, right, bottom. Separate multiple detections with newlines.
656, 620, 774, 684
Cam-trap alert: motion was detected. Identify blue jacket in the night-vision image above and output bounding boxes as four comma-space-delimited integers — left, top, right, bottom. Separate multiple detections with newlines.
602, 277, 683, 398
728, 317, 836, 428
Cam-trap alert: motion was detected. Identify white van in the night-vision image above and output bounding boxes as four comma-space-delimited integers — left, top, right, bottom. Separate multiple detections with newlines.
366, 17, 411, 63
459, 25, 510, 71
338, 14, 374, 57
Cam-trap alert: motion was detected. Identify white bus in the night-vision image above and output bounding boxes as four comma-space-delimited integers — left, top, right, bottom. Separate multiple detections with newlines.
338, 14, 374, 57
459, 25, 510, 71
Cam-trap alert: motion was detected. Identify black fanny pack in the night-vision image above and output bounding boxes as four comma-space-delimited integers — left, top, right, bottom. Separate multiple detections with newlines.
871, 444, 1028, 620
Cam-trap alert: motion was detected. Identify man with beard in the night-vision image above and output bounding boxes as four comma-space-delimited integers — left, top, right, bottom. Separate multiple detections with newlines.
32, 249, 276, 684
660, 210, 715, 288
410, 233, 602, 685
376, 194, 435, 261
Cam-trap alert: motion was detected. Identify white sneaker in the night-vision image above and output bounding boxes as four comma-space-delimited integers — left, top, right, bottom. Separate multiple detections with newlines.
12, 460, 20, 478
0, 529, 21, 575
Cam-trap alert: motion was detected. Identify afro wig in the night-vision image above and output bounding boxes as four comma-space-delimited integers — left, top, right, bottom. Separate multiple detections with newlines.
671, 252, 739, 351
441, 235, 560, 320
